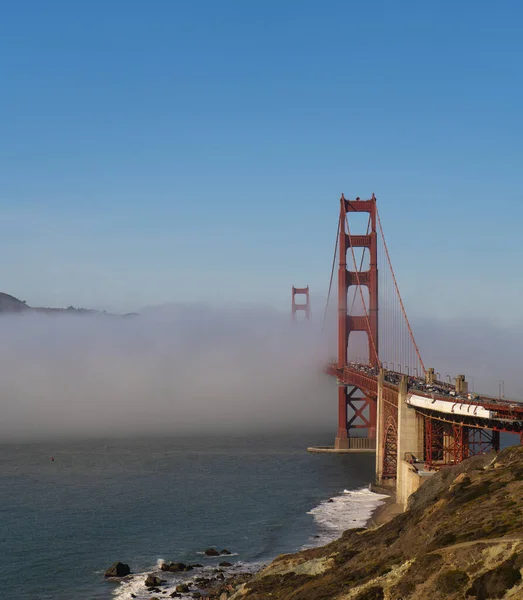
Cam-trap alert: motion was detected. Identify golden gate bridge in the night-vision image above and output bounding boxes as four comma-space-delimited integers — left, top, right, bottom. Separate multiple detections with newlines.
292, 194, 523, 503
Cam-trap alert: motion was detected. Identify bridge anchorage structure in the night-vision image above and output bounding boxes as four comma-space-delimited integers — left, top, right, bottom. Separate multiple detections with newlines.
305, 193, 523, 501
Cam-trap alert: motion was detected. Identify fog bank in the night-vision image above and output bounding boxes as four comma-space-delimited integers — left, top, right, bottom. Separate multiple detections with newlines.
0, 306, 335, 442
0, 305, 520, 443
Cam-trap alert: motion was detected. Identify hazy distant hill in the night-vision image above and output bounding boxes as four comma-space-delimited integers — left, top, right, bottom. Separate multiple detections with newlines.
0, 292, 136, 317
0, 293, 31, 312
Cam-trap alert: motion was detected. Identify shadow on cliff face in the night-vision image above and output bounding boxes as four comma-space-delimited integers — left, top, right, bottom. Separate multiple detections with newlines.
0, 306, 336, 442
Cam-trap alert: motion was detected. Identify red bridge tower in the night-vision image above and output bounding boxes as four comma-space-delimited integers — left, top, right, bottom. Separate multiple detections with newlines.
291, 286, 310, 320
336, 194, 378, 450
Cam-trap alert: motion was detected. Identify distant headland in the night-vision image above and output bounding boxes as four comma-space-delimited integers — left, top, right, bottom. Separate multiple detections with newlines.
0, 292, 138, 318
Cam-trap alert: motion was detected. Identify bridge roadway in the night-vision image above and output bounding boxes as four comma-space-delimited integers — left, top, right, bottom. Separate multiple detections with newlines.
322, 361, 523, 507
325, 361, 523, 435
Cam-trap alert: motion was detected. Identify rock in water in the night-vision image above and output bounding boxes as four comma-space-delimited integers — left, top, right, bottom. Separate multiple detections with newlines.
204, 548, 220, 556
104, 562, 131, 577
145, 575, 163, 587
161, 562, 187, 572
176, 583, 190, 593
219, 561, 232, 567
220, 548, 231, 555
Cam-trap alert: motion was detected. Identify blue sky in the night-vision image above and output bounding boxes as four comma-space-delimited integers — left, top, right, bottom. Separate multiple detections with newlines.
1, 1, 522, 317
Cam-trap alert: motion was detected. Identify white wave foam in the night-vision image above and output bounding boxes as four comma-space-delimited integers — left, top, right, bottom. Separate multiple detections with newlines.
305, 487, 389, 546
111, 569, 152, 600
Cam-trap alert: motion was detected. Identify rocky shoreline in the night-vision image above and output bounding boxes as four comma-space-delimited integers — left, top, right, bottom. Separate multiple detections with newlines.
104, 489, 395, 600
207, 492, 399, 600
104, 551, 265, 599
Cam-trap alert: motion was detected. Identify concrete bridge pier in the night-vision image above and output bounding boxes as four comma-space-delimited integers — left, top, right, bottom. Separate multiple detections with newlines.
396, 375, 425, 506
376, 372, 428, 506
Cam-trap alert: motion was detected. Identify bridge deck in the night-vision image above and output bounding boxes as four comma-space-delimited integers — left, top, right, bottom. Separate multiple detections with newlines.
326, 362, 523, 431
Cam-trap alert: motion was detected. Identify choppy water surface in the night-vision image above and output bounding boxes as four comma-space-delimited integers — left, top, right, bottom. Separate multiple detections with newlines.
0, 432, 382, 599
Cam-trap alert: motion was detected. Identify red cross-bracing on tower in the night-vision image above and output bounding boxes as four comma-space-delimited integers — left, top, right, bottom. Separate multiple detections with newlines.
338, 195, 379, 368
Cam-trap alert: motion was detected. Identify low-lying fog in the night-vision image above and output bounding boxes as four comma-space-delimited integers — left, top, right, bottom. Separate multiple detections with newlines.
0, 305, 519, 442
0, 306, 336, 441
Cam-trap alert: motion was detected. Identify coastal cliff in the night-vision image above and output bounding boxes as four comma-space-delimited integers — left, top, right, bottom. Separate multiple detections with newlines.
231, 446, 523, 600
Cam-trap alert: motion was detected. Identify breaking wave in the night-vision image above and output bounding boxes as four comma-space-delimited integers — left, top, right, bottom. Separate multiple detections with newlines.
306, 486, 389, 546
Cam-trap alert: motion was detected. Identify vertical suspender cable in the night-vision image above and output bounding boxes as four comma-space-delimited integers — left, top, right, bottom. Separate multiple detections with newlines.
376, 207, 426, 374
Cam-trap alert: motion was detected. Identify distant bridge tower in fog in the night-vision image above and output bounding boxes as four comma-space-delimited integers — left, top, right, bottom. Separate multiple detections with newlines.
291, 286, 310, 320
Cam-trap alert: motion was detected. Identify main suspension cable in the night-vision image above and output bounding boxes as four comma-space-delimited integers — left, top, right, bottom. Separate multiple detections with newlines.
321, 214, 340, 333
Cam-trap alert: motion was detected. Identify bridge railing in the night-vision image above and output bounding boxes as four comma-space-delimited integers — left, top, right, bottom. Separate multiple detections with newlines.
324, 361, 523, 416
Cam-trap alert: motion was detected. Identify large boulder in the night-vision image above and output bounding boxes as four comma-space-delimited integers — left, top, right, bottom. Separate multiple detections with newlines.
220, 549, 231, 555
161, 562, 187, 572
204, 548, 220, 556
145, 574, 163, 587
104, 562, 131, 577
219, 561, 232, 567
176, 583, 190, 593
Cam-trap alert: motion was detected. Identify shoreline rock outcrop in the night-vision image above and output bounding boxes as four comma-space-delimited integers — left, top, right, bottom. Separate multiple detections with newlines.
145, 574, 164, 588
104, 562, 131, 578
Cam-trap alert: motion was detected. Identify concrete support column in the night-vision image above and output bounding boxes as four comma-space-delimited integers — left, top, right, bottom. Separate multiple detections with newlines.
425, 368, 435, 384
456, 374, 468, 396
397, 375, 424, 506
368, 398, 377, 439
375, 369, 385, 483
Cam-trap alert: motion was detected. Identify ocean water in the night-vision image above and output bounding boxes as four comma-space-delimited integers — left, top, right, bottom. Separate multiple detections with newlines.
0, 432, 385, 600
